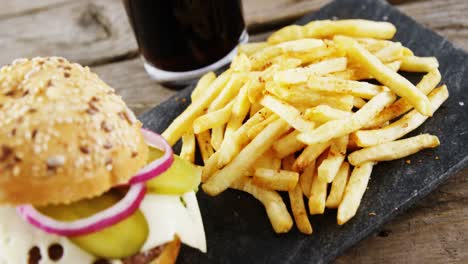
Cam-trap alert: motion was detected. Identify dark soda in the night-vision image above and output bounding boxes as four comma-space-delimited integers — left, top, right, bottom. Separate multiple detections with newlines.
123, 0, 246, 72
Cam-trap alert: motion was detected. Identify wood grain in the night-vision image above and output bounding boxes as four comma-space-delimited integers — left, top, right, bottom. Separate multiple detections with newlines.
0, 0, 138, 67
0, 0, 466, 67
336, 167, 468, 263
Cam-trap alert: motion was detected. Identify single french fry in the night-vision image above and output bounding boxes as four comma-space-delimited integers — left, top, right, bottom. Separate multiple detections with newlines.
354, 86, 448, 147
231, 53, 252, 72
225, 82, 251, 139
260, 95, 316, 133
231, 177, 293, 233
238, 42, 269, 56
299, 160, 315, 197
293, 140, 332, 171
267, 25, 305, 44
196, 130, 214, 164
273, 130, 306, 159
203, 119, 290, 195
275, 38, 325, 53
209, 73, 245, 111
364, 70, 441, 129
326, 162, 350, 208
354, 37, 393, 52
274, 57, 347, 85
180, 132, 196, 163
253, 168, 299, 191
297, 91, 396, 145
318, 135, 348, 183
337, 162, 374, 225
334, 35, 433, 116
306, 76, 385, 99
400, 56, 439, 72
308, 152, 329, 215
348, 134, 440, 166
304, 105, 352, 123
191, 71, 216, 102
211, 125, 225, 151
305, 19, 397, 39
353, 97, 367, 109
248, 115, 279, 139
163, 70, 231, 145
289, 183, 313, 234
193, 101, 233, 133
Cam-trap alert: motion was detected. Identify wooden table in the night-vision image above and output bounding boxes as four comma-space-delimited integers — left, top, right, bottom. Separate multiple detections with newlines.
1, 0, 466, 263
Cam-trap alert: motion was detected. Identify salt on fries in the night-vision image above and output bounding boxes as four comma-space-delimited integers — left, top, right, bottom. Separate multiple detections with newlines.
163, 19, 448, 234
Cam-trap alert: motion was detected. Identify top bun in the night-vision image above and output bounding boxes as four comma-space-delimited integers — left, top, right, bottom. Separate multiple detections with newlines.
0, 57, 148, 206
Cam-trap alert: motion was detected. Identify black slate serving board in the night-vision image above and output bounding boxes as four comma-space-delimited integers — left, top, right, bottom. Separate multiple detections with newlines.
140, 0, 468, 263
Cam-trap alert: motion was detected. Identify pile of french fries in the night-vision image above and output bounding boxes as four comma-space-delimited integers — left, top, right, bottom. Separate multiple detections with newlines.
163, 19, 448, 234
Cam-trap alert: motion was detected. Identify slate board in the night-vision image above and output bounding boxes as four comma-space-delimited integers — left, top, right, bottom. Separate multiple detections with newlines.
139, 0, 468, 263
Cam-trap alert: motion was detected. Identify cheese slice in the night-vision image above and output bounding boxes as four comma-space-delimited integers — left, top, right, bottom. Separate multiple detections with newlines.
0, 191, 206, 264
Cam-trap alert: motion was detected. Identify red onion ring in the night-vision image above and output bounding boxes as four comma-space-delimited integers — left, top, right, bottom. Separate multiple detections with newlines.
128, 128, 174, 184
16, 183, 146, 237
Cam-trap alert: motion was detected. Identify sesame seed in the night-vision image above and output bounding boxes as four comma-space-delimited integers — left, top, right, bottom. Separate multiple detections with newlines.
32, 129, 38, 140
103, 142, 113, 149
101, 121, 113, 132
79, 146, 90, 154
47, 155, 65, 170
0, 145, 13, 161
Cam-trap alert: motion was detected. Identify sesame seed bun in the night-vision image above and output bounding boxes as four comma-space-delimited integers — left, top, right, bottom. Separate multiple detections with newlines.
0, 57, 148, 206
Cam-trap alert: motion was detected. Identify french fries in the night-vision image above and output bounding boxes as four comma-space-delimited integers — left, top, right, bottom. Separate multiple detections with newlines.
326, 162, 350, 208
337, 162, 374, 225
318, 135, 348, 183
202, 119, 290, 196
163, 70, 231, 145
260, 95, 315, 133
348, 134, 440, 166
253, 168, 299, 191
353, 86, 448, 147
297, 91, 396, 145
231, 177, 293, 233
191, 72, 216, 101
193, 101, 233, 134
400, 56, 439, 72
164, 19, 447, 234
334, 35, 433, 116
289, 183, 313, 234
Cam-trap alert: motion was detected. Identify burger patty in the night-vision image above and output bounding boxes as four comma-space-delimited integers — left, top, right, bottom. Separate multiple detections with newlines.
122, 244, 165, 264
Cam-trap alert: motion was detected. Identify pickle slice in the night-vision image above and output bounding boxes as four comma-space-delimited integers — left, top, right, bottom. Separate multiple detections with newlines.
146, 146, 201, 195
38, 191, 149, 259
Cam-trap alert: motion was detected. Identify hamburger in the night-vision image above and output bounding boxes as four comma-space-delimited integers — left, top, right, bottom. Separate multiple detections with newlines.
0, 57, 206, 264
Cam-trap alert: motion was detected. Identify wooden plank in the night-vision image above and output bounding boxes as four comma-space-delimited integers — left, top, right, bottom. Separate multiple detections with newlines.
0, 0, 138, 67
336, 167, 468, 263
0, 0, 73, 19
397, 0, 468, 51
